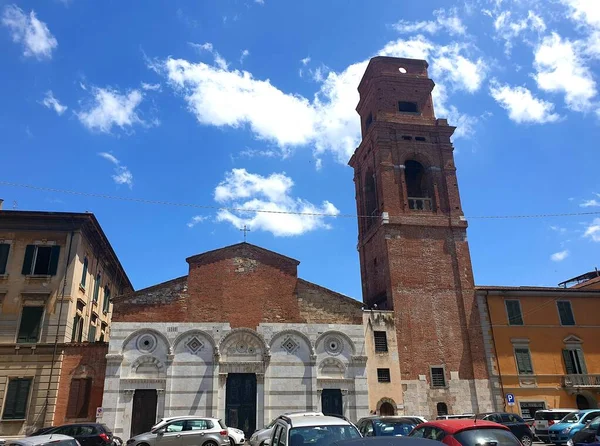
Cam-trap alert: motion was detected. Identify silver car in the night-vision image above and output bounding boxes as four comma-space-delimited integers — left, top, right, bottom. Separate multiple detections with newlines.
249, 413, 324, 446
126, 416, 230, 446
7, 435, 79, 446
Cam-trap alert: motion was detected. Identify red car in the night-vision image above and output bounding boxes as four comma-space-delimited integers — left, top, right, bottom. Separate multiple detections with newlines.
409, 419, 522, 446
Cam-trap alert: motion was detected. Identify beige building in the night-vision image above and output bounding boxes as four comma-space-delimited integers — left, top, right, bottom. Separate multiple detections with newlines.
363, 310, 404, 416
0, 209, 131, 436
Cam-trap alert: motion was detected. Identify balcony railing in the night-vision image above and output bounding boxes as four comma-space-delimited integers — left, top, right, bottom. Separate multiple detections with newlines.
408, 197, 433, 211
563, 374, 600, 388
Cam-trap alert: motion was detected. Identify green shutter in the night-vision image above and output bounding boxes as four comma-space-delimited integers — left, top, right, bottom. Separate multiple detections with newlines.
71, 315, 80, 342
81, 258, 88, 287
21, 245, 35, 275
103, 286, 111, 313
48, 246, 60, 276
506, 300, 524, 325
2, 378, 31, 420
17, 307, 44, 343
0, 244, 9, 275
93, 274, 101, 302
563, 349, 576, 374
515, 348, 533, 374
558, 301, 575, 325
88, 324, 96, 342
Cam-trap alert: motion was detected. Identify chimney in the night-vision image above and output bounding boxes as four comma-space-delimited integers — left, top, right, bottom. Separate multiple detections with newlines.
0, 199, 3, 210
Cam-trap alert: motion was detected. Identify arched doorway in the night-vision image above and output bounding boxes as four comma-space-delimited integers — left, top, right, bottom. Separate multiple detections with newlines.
437, 402, 448, 416
380, 402, 395, 416
576, 393, 598, 409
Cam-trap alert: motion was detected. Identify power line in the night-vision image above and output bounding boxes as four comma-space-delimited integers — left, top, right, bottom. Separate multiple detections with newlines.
1, 180, 600, 220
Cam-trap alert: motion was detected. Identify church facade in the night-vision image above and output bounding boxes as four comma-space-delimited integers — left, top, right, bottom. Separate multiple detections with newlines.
102, 244, 370, 438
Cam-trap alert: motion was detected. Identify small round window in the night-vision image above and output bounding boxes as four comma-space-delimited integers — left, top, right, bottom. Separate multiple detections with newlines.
137, 333, 157, 353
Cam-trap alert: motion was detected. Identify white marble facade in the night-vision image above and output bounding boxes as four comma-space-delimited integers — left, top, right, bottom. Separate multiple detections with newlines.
102, 322, 369, 438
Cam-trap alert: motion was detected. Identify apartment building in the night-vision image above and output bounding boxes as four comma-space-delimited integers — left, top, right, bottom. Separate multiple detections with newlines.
477, 279, 600, 417
0, 209, 131, 436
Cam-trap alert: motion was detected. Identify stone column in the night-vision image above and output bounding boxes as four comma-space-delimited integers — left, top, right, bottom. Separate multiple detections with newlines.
257, 373, 265, 429
156, 389, 166, 423
121, 389, 135, 440
165, 354, 175, 418
218, 371, 227, 421
316, 389, 322, 413
341, 389, 349, 419
212, 352, 221, 417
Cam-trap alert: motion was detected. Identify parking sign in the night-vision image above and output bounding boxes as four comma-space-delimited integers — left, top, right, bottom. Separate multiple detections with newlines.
506, 393, 515, 406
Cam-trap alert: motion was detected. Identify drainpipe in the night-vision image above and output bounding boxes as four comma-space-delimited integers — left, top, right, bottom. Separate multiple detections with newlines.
45, 228, 75, 422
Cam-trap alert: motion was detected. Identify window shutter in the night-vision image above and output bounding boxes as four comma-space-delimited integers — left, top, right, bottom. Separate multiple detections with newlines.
88, 325, 96, 343
563, 349, 576, 374
21, 245, 35, 275
71, 315, 80, 342
515, 349, 533, 374
48, 246, 60, 276
0, 244, 9, 274
67, 379, 81, 418
558, 302, 575, 325
3, 378, 31, 420
18, 307, 44, 343
81, 258, 88, 287
2, 379, 19, 419
506, 300, 524, 325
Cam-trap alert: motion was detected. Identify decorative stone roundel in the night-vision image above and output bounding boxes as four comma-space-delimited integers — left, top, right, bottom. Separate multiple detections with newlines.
137, 333, 157, 353
324, 336, 343, 356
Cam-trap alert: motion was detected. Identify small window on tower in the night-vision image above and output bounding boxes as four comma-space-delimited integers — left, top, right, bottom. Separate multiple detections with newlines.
415, 136, 426, 142
430, 367, 446, 388
374, 331, 388, 353
398, 101, 419, 113
377, 368, 391, 383
365, 113, 373, 131
401, 135, 412, 141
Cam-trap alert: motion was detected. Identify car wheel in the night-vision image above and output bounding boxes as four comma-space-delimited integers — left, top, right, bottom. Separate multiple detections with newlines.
229, 438, 236, 446
520, 435, 533, 446
204, 441, 218, 446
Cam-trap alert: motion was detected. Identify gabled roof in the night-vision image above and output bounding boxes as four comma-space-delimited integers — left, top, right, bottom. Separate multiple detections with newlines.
186, 242, 300, 266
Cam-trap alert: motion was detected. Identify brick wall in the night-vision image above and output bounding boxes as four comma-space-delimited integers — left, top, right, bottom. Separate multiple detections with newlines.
54, 343, 108, 426
297, 279, 362, 324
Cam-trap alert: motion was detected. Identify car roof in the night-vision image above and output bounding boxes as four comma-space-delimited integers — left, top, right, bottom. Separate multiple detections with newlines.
359, 417, 419, 422
159, 416, 220, 422
537, 409, 577, 412
283, 415, 354, 428
419, 419, 509, 434
332, 437, 441, 446
578, 410, 600, 414
10, 435, 74, 445
286, 412, 324, 418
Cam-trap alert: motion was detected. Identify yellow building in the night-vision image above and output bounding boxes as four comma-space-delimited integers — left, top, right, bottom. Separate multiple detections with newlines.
363, 310, 404, 416
477, 282, 600, 418
0, 209, 131, 436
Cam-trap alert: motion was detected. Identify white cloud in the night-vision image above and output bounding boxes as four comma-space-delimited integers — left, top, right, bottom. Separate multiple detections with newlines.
236, 148, 280, 159
214, 168, 339, 237
551, 249, 570, 261
393, 8, 467, 36
240, 49, 250, 64
301, 57, 311, 66
41, 90, 67, 115
77, 87, 145, 133
158, 36, 483, 162
584, 218, 600, 242
550, 225, 567, 233
561, 0, 600, 29
1, 4, 57, 60
533, 33, 597, 112
492, 10, 546, 55
489, 81, 560, 123
141, 82, 161, 91
187, 215, 208, 227
98, 153, 133, 188
255, 0, 265, 4
189, 41, 229, 70
580, 199, 600, 207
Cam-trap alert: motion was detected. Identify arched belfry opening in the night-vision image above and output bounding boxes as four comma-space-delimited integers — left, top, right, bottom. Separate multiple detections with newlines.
405, 160, 432, 211
364, 168, 378, 229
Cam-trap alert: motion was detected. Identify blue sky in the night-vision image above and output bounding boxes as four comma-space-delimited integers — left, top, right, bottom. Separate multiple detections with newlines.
1, 0, 599, 299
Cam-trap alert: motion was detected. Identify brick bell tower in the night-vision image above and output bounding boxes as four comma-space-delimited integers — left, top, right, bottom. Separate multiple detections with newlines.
349, 57, 493, 417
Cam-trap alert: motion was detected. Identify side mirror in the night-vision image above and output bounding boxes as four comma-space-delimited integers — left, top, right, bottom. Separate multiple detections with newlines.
154, 429, 165, 436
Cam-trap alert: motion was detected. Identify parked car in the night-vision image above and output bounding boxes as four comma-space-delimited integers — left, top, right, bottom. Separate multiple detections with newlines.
228, 427, 246, 446
473, 412, 534, 446
265, 414, 360, 446
30, 423, 114, 446
568, 416, 600, 446
435, 415, 474, 420
7, 435, 79, 446
535, 410, 579, 443
549, 410, 600, 445
126, 416, 229, 446
356, 417, 418, 437
403, 417, 428, 425
331, 436, 441, 446
249, 412, 324, 446
409, 419, 522, 446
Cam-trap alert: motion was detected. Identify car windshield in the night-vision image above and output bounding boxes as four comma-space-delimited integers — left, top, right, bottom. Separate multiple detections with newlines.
373, 420, 416, 436
454, 428, 521, 446
561, 413, 581, 423
289, 425, 360, 446
535, 412, 571, 421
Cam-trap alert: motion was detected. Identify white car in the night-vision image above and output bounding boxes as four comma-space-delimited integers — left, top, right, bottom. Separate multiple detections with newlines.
228, 427, 245, 446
